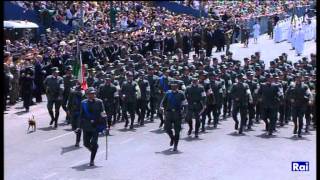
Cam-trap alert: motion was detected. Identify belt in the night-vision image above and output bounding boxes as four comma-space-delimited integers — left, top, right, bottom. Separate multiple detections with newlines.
166, 109, 180, 112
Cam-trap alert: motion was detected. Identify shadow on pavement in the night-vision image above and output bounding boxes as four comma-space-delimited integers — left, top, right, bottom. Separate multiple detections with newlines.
155, 148, 183, 155
63, 128, 73, 132
149, 129, 166, 134
205, 126, 221, 130
181, 136, 204, 141
61, 145, 82, 155
117, 128, 137, 132
227, 131, 247, 136
58, 122, 69, 126
15, 107, 25, 110
38, 126, 56, 131
283, 135, 311, 141
255, 133, 279, 139
71, 163, 102, 171
14, 110, 28, 115
27, 130, 36, 134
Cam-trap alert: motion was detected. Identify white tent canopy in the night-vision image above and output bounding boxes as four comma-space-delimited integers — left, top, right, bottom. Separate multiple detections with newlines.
4, 20, 39, 29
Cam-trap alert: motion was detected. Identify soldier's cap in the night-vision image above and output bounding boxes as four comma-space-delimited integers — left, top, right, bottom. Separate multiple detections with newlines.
86, 87, 96, 94
311, 53, 316, 57
65, 65, 72, 71
302, 57, 308, 61
126, 72, 133, 76
212, 57, 218, 61
96, 65, 102, 71
237, 73, 244, 78
244, 57, 249, 61
209, 71, 216, 77
220, 55, 225, 58
192, 74, 199, 80
265, 73, 273, 79
51, 67, 59, 73
88, 68, 96, 72
270, 61, 275, 65
105, 74, 112, 80
169, 80, 179, 86
246, 71, 254, 76
227, 51, 233, 55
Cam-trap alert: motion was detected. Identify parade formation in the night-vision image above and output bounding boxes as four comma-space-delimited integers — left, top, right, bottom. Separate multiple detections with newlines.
3, 1, 316, 179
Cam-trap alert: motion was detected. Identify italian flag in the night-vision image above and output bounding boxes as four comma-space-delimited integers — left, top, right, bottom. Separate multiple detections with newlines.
73, 38, 88, 90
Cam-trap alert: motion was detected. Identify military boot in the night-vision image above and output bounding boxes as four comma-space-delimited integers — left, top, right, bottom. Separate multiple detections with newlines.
49, 110, 55, 125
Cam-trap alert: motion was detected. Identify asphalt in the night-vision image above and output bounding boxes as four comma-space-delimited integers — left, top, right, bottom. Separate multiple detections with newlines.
4, 34, 316, 180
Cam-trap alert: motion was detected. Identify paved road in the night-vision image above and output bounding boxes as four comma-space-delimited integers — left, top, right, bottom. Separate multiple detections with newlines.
4, 35, 316, 180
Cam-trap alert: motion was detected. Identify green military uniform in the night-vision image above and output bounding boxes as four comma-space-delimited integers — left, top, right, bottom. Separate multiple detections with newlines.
97, 76, 118, 129
185, 76, 206, 137
230, 74, 252, 134
67, 85, 84, 146
137, 72, 151, 126
290, 78, 311, 137
160, 81, 186, 151
44, 67, 64, 128
257, 74, 281, 135
62, 66, 76, 124
120, 72, 140, 129
79, 87, 106, 166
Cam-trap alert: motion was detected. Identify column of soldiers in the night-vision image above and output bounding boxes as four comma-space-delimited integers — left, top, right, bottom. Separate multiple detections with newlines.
42, 46, 316, 154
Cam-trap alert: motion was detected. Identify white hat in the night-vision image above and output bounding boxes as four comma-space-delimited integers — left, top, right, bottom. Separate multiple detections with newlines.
59, 41, 67, 46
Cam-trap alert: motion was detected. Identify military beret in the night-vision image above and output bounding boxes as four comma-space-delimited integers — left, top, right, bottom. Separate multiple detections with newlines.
237, 73, 244, 78
51, 67, 59, 73
65, 65, 72, 71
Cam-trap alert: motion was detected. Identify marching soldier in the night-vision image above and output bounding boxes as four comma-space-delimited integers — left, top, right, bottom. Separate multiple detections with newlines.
160, 81, 187, 151
97, 75, 118, 131
290, 74, 312, 137
76, 87, 106, 166
257, 74, 281, 135
86, 68, 97, 87
209, 72, 226, 128
147, 66, 159, 122
273, 74, 284, 131
137, 71, 151, 126
120, 72, 141, 129
67, 83, 85, 147
156, 69, 171, 128
44, 67, 64, 128
62, 65, 76, 124
185, 75, 206, 138
245, 71, 259, 129
20, 67, 34, 112
230, 74, 253, 134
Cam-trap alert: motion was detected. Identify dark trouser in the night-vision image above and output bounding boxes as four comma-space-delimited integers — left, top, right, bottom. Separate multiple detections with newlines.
71, 112, 81, 144
292, 105, 305, 135
22, 92, 32, 110
201, 104, 213, 127
137, 99, 148, 125
164, 111, 182, 148
62, 91, 70, 122
223, 94, 232, 116
83, 130, 99, 162
232, 103, 248, 133
34, 83, 43, 102
255, 101, 262, 122
205, 45, 212, 57
247, 102, 255, 128
195, 46, 200, 56
123, 101, 137, 127
311, 105, 316, 127
47, 99, 62, 125
278, 102, 285, 125
304, 105, 312, 131
104, 101, 116, 128
262, 107, 277, 134
186, 106, 201, 135
157, 94, 165, 127
284, 100, 292, 122
149, 96, 158, 121
213, 103, 222, 126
